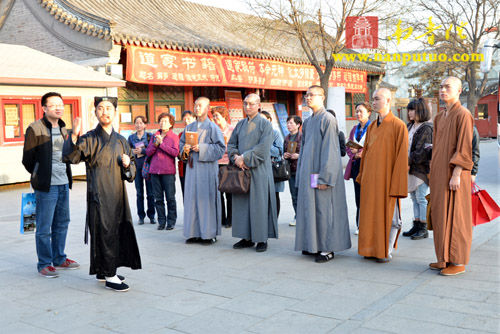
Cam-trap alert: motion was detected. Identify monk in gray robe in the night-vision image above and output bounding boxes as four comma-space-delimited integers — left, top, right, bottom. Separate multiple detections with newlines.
180, 97, 225, 244
295, 86, 351, 263
227, 93, 278, 252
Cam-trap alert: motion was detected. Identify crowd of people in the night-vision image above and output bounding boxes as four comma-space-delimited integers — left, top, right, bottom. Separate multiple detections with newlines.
22, 76, 479, 291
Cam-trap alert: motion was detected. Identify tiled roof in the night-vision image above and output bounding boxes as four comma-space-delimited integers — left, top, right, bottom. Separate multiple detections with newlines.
38, 0, 384, 73
0, 43, 125, 87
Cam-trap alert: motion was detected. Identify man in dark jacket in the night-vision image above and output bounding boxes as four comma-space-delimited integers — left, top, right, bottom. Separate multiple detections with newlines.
22, 92, 80, 278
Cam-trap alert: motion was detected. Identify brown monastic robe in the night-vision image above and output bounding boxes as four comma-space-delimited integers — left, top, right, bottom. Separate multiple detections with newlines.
356, 112, 408, 258
430, 101, 473, 265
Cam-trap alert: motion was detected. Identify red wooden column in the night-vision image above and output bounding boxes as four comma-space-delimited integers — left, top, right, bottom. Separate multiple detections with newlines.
294, 91, 303, 117
184, 86, 194, 110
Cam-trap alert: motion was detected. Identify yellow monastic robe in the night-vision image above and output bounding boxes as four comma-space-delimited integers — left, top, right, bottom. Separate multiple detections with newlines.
430, 101, 473, 265
356, 112, 408, 259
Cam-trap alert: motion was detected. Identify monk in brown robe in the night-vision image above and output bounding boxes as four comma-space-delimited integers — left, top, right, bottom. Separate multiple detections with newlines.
357, 88, 408, 262
429, 77, 473, 276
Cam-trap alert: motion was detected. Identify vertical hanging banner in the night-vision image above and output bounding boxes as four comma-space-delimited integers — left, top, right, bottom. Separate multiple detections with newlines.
126, 46, 367, 93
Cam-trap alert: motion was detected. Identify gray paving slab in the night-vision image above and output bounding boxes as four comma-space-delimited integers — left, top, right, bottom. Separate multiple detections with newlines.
0, 140, 498, 333
170, 308, 260, 334
218, 291, 299, 318
248, 310, 341, 334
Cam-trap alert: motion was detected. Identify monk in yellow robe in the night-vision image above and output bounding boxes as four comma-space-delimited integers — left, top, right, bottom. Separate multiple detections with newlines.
429, 77, 473, 276
357, 88, 408, 262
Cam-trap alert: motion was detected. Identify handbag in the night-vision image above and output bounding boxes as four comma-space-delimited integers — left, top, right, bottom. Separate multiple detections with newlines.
20, 192, 36, 234
141, 156, 152, 181
471, 183, 500, 226
425, 193, 432, 231
272, 158, 291, 182
218, 164, 251, 194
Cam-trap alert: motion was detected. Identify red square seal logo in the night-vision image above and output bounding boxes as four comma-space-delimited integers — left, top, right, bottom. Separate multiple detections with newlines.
346, 16, 378, 49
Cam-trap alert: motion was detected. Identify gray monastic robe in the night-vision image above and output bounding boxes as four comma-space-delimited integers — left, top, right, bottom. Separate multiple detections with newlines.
295, 108, 351, 253
180, 118, 225, 239
227, 114, 278, 243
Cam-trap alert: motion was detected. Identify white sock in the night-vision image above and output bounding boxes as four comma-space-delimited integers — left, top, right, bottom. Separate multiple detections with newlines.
105, 275, 121, 284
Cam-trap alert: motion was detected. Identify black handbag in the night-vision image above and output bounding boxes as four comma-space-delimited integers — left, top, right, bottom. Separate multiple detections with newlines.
272, 159, 291, 182
218, 164, 251, 194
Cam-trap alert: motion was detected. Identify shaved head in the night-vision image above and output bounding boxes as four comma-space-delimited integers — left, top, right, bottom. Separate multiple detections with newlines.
439, 77, 462, 105
372, 88, 392, 116
245, 93, 261, 104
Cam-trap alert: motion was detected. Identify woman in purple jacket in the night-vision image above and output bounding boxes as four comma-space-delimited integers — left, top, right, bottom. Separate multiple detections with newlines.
344, 102, 371, 235
146, 112, 179, 230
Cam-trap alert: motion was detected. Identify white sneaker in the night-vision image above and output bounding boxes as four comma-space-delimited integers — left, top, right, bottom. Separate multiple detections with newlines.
289, 220, 296, 226
354, 229, 359, 235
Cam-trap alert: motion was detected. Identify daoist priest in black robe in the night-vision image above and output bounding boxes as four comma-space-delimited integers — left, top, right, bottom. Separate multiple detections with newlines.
63, 97, 141, 292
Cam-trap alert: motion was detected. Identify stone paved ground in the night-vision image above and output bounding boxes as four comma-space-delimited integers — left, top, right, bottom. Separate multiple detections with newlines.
0, 140, 498, 333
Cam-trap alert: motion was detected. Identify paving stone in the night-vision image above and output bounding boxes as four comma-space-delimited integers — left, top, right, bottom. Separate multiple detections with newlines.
170, 307, 260, 334
254, 278, 330, 300
288, 290, 373, 320
218, 291, 299, 318
363, 314, 480, 334
249, 310, 340, 334
399, 293, 500, 319
154, 290, 229, 316
190, 276, 262, 298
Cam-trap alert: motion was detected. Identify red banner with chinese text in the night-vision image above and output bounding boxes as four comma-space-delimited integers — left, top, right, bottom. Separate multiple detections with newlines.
126, 46, 367, 93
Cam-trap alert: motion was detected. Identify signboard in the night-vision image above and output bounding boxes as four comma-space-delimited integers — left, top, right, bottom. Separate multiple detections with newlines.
327, 87, 347, 134
273, 103, 289, 137
127, 46, 367, 93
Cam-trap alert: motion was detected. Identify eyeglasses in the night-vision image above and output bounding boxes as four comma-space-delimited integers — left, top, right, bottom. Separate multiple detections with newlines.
45, 104, 64, 109
304, 94, 323, 98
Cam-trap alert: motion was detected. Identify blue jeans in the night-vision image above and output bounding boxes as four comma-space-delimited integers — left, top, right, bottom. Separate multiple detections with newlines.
288, 174, 298, 218
151, 174, 177, 227
135, 157, 155, 221
35, 184, 70, 271
410, 182, 429, 221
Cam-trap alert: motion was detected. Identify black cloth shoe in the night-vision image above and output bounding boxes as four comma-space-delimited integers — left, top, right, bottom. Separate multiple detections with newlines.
149, 219, 156, 224
256, 242, 267, 252
105, 281, 129, 292
201, 238, 217, 245
157, 225, 165, 230
166, 225, 174, 230
233, 239, 255, 249
96, 274, 125, 282
315, 252, 334, 263
186, 237, 201, 244
411, 222, 429, 240
302, 250, 319, 256
138, 218, 145, 225
402, 220, 419, 237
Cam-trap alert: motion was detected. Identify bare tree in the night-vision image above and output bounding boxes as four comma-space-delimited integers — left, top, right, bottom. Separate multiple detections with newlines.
408, 0, 499, 112
246, 0, 392, 101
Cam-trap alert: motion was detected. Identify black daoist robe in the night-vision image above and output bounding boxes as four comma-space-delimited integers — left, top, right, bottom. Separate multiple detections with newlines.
63, 125, 141, 276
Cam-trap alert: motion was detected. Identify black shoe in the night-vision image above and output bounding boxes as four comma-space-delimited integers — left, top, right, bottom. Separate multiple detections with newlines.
315, 252, 334, 263
96, 274, 125, 282
166, 225, 174, 230
233, 239, 255, 249
138, 218, 145, 225
201, 238, 217, 245
157, 225, 165, 230
105, 281, 129, 292
302, 250, 318, 256
256, 242, 267, 252
186, 237, 202, 244
411, 222, 429, 240
149, 219, 156, 224
403, 220, 419, 237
